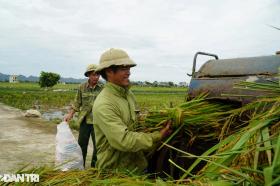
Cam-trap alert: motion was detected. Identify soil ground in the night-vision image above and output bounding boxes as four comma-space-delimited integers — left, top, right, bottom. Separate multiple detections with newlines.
0, 103, 93, 174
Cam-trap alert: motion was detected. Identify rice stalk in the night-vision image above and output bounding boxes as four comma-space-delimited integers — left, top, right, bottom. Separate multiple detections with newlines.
138, 94, 233, 146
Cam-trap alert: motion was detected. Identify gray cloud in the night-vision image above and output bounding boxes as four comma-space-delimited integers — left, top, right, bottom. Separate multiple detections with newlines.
0, 0, 279, 82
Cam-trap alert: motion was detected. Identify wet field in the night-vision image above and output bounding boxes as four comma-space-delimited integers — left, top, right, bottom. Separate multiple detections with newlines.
0, 103, 93, 174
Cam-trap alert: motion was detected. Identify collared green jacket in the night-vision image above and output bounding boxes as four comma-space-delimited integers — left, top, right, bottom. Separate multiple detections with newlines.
92, 82, 161, 172
72, 81, 102, 125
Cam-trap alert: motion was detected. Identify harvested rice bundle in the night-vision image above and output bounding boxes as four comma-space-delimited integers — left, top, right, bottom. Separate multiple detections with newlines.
137, 94, 233, 145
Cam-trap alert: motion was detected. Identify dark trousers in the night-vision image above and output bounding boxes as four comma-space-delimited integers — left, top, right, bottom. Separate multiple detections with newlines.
78, 119, 97, 168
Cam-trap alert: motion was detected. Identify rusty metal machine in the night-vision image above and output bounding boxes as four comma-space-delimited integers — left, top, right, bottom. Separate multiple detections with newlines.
187, 51, 280, 104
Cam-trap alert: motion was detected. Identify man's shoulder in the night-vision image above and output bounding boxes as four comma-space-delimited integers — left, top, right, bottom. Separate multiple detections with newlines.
127, 89, 136, 99
94, 88, 116, 106
93, 93, 115, 114
128, 89, 135, 96
95, 88, 112, 101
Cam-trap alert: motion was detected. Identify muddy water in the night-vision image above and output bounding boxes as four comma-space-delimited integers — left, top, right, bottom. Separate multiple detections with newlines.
42, 110, 65, 121
0, 103, 93, 174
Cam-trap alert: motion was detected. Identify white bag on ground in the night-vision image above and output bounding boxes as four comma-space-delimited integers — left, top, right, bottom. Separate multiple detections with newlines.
55, 121, 84, 171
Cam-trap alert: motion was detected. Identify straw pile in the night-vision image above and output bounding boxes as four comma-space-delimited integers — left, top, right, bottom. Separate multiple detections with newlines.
165, 79, 280, 185
132, 78, 280, 185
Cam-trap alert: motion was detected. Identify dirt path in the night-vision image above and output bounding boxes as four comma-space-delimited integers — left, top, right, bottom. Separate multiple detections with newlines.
0, 103, 93, 174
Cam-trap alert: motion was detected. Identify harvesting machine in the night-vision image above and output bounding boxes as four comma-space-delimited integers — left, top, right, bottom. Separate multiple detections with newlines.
187, 51, 280, 104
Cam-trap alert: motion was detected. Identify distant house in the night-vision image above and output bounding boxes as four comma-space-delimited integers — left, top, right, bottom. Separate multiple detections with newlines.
179, 82, 187, 87
158, 82, 170, 87
9, 75, 18, 83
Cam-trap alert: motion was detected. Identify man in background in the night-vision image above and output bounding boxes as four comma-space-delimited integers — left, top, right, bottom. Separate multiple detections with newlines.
65, 64, 102, 167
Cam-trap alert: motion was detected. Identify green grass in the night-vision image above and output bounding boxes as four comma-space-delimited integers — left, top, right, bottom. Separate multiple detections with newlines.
0, 82, 185, 131
0, 87, 75, 110
0, 82, 186, 110
135, 93, 185, 110
0, 82, 77, 110
0, 82, 78, 90
131, 86, 186, 93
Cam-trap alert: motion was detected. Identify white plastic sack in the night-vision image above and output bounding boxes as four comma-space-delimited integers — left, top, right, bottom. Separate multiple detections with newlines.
55, 121, 84, 171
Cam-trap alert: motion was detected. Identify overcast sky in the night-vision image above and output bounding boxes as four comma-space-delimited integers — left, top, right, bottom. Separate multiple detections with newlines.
0, 0, 279, 83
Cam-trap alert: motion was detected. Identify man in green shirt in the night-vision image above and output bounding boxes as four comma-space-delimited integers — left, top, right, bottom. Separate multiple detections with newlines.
93, 48, 172, 173
65, 64, 102, 167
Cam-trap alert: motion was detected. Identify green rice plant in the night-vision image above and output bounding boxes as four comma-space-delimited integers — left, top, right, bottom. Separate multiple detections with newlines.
263, 128, 280, 186
0, 82, 186, 111
233, 80, 280, 97
138, 94, 233, 148
164, 100, 278, 185
160, 72, 280, 184
135, 93, 186, 110
173, 76, 280, 185
222, 78, 280, 100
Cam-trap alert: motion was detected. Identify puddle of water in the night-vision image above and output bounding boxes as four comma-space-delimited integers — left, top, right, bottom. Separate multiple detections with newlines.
41, 108, 79, 123
42, 110, 65, 121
